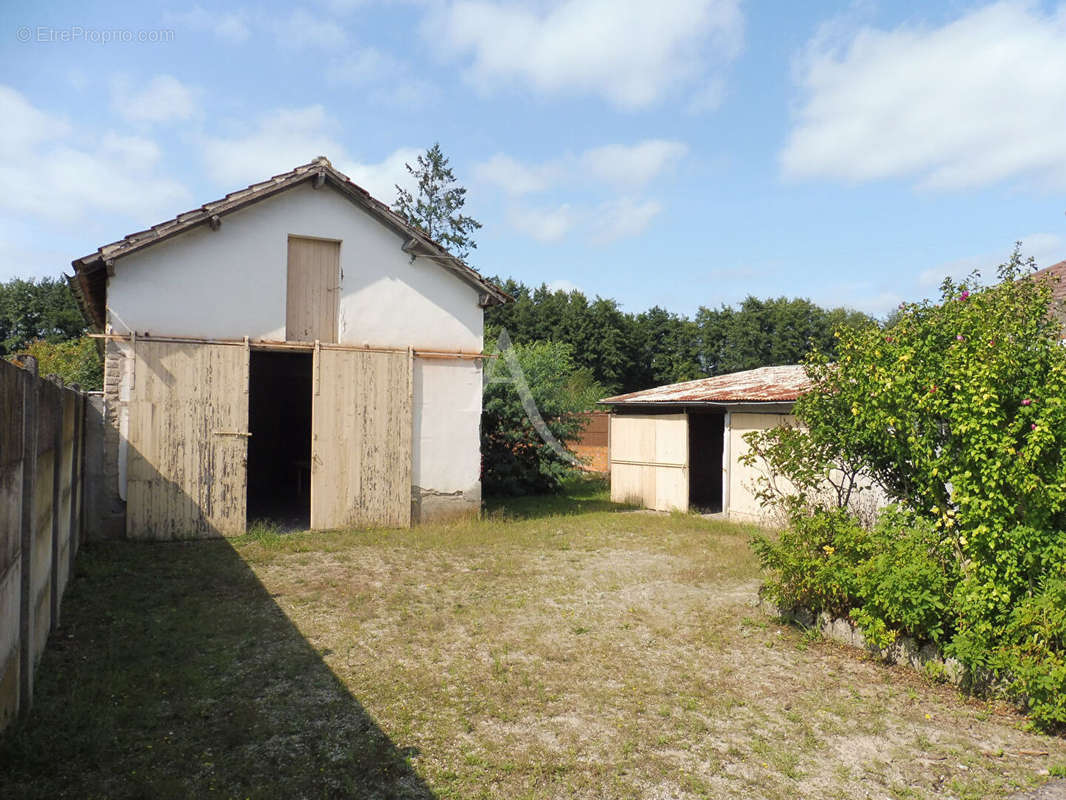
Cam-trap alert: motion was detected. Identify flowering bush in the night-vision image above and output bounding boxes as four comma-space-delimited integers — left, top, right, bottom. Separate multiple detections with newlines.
750, 246, 1066, 729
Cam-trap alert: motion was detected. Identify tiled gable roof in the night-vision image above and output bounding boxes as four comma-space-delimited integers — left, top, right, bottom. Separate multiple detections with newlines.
69, 156, 510, 329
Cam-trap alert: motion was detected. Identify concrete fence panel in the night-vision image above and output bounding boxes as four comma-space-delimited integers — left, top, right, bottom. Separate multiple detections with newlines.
0, 357, 89, 732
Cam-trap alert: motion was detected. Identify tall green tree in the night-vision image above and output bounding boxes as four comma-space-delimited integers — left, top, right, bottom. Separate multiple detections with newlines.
0, 276, 87, 355
696, 296, 874, 376
487, 279, 875, 394
632, 307, 702, 388
393, 143, 482, 260
482, 339, 605, 495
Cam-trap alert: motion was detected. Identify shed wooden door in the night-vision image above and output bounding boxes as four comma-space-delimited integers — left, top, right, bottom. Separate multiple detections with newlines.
608, 413, 689, 512
127, 341, 249, 539
310, 348, 412, 529
286, 237, 339, 343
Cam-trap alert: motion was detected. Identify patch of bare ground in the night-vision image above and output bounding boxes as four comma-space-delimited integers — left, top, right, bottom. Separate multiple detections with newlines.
239, 510, 1065, 799
3, 487, 1063, 798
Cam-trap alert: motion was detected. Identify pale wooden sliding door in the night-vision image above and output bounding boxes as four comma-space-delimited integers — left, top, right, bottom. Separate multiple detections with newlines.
310, 348, 412, 530
609, 413, 689, 512
127, 341, 249, 539
286, 236, 339, 343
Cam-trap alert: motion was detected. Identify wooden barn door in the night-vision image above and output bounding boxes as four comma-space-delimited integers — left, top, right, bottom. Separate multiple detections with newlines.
286, 236, 339, 343
310, 348, 412, 530
127, 341, 249, 539
608, 413, 689, 512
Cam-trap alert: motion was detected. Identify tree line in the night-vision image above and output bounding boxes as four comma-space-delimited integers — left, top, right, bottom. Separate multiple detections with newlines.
0, 276, 102, 389
387, 143, 878, 397
485, 278, 877, 395
0, 271, 877, 399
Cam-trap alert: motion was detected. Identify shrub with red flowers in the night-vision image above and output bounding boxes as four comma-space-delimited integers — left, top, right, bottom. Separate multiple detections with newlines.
749, 245, 1066, 729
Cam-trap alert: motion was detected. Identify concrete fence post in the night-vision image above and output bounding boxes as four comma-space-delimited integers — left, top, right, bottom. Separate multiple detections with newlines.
69, 387, 82, 579
50, 378, 63, 634
17, 355, 38, 721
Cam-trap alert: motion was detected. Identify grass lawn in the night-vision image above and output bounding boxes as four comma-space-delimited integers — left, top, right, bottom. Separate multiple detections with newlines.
2, 478, 1065, 799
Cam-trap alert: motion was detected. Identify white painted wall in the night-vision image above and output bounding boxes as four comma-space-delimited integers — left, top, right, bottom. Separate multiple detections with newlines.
727, 411, 797, 524
106, 182, 483, 351
412, 359, 482, 494
105, 182, 486, 504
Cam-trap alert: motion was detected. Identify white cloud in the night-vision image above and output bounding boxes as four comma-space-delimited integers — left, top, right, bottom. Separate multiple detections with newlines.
0, 86, 190, 224
100, 132, 162, 171
590, 197, 662, 244
477, 140, 682, 242
111, 74, 198, 123
475, 139, 687, 195
200, 105, 419, 202
326, 47, 402, 86
580, 140, 688, 188
919, 234, 1066, 288
323, 0, 372, 12
507, 204, 577, 242
427, 0, 743, 109
686, 75, 727, 113
340, 148, 422, 202
820, 289, 904, 318
475, 154, 560, 196
782, 2, 1066, 190
275, 8, 347, 50
326, 47, 438, 109
0, 86, 69, 153
165, 7, 251, 43
201, 105, 347, 185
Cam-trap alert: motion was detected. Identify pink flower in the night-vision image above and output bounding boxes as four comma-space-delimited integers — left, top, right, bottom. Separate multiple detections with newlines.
1022, 399, 1032, 406
956, 334, 964, 341
959, 290, 970, 302
885, 336, 894, 342
988, 339, 996, 346
929, 385, 938, 394
1032, 423, 1038, 430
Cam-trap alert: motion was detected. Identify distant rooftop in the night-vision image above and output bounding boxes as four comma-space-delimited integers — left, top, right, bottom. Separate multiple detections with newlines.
1033, 259, 1066, 307
600, 364, 810, 406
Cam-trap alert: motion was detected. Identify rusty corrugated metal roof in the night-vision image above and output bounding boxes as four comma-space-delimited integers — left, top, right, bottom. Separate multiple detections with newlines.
600, 365, 810, 405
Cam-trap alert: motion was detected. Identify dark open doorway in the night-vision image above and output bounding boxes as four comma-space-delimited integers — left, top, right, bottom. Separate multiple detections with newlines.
688, 411, 724, 513
247, 351, 312, 529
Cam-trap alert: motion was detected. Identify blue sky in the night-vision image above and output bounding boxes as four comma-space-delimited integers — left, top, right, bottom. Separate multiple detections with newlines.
2, 0, 1065, 319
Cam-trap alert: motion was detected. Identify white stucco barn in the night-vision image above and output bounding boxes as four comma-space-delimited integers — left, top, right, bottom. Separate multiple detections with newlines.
70, 156, 509, 539
599, 365, 810, 523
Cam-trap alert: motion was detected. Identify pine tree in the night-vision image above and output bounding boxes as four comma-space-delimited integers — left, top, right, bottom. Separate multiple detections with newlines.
392, 143, 482, 261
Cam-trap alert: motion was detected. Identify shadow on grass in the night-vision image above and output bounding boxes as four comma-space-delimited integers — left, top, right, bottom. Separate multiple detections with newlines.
483, 474, 632, 520
0, 539, 434, 800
